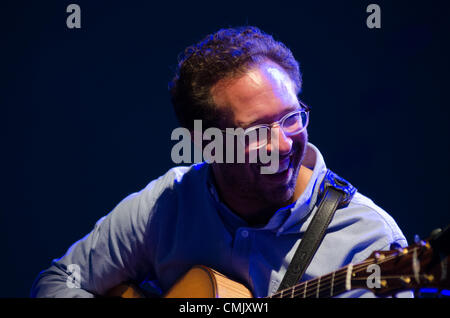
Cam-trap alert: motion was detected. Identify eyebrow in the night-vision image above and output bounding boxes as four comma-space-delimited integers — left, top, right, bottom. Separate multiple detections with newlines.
237, 104, 300, 129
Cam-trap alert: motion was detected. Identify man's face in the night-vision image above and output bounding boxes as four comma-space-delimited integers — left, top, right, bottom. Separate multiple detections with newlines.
211, 60, 308, 206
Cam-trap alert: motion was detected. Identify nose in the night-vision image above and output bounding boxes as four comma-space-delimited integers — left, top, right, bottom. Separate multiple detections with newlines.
266, 125, 293, 156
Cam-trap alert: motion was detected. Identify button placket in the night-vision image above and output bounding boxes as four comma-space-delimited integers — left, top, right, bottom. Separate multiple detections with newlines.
230, 228, 252, 283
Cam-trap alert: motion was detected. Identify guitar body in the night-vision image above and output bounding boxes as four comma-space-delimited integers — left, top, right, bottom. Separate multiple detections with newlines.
108, 265, 253, 298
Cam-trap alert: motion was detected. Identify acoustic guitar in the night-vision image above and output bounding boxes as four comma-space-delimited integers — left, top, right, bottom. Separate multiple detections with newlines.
107, 225, 450, 298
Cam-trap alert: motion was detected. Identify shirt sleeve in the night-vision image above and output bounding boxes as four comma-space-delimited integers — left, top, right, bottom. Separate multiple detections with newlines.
331, 192, 414, 298
30, 181, 159, 298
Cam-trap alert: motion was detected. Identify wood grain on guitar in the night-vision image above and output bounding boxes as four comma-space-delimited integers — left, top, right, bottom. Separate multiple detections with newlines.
107, 225, 450, 298
107, 266, 252, 298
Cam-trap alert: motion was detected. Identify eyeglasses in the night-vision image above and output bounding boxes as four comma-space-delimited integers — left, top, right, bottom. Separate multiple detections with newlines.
223, 101, 310, 151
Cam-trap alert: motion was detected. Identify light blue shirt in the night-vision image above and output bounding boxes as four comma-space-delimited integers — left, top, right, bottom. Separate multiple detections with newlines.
30, 143, 412, 298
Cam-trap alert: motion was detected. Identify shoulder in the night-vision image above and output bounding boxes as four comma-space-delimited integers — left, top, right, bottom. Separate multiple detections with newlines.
350, 192, 407, 244
330, 191, 409, 264
137, 163, 209, 200
108, 163, 209, 219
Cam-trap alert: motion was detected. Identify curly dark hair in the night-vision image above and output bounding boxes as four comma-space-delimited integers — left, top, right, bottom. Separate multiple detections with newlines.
169, 26, 302, 130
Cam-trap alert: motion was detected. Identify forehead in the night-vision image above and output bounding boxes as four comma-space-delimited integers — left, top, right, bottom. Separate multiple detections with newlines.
211, 61, 299, 127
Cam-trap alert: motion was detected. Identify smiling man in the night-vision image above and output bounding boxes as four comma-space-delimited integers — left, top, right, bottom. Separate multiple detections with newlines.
31, 26, 411, 298
209, 59, 310, 226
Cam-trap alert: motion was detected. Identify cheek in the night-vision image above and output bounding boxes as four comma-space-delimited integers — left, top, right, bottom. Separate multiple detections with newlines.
293, 131, 308, 149
289, 132, 308, 163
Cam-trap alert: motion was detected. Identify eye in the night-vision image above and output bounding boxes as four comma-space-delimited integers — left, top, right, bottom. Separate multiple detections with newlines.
243, 126, 270, 149
282, 112, 303, 134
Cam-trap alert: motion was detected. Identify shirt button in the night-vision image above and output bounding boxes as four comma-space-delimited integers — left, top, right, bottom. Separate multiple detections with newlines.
241, 230, 249, 238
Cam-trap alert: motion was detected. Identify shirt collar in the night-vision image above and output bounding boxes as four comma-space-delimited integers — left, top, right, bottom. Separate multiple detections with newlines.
277, 143, 328, 234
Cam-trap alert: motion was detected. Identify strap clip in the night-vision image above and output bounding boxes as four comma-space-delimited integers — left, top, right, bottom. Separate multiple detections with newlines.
316, 170, 357, 209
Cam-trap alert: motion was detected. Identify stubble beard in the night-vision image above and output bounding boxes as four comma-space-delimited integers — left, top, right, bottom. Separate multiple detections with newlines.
224, 139, 307, 208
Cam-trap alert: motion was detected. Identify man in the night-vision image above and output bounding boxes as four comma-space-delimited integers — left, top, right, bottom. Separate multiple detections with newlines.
31, 26, 411, 298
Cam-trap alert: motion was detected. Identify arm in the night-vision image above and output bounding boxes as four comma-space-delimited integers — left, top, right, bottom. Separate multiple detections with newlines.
30, 183, 157, 298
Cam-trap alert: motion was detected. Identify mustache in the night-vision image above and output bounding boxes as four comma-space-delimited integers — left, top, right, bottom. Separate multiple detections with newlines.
255, 149, 296, 167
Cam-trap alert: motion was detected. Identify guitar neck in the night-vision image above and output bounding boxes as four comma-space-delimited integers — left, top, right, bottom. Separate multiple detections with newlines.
270, 237, 450, 298
270, 264, 354, 298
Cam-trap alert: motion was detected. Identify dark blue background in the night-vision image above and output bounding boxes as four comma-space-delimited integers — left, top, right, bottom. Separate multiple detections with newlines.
2, 0, 449, 297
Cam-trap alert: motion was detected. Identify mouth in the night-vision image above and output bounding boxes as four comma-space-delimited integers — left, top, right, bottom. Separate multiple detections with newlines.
277, 156, 292, 173
256, 154, 294, 183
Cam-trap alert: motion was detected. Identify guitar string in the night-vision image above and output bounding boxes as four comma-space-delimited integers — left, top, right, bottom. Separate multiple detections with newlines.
282, 243, 439, 299
277, 262, 364, 299
272, 246, 420, 298
296, 248, 420, 299
272, 257, 377, 298
292, 247, 420, 299
352, 274, 428, 280
271, 258, 375, 298
293, 257, 400, 298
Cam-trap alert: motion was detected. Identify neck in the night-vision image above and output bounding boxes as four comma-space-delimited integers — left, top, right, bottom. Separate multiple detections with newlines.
292, 165, 313, 203
211, 165, 313, 226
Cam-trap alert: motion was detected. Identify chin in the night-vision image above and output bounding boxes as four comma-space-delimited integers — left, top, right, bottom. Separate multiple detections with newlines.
271, 184, 296, 204
260, 173, 298, 205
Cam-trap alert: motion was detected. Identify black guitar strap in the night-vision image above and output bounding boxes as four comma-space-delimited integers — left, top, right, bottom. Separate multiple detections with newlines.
277, 169, 357, 292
